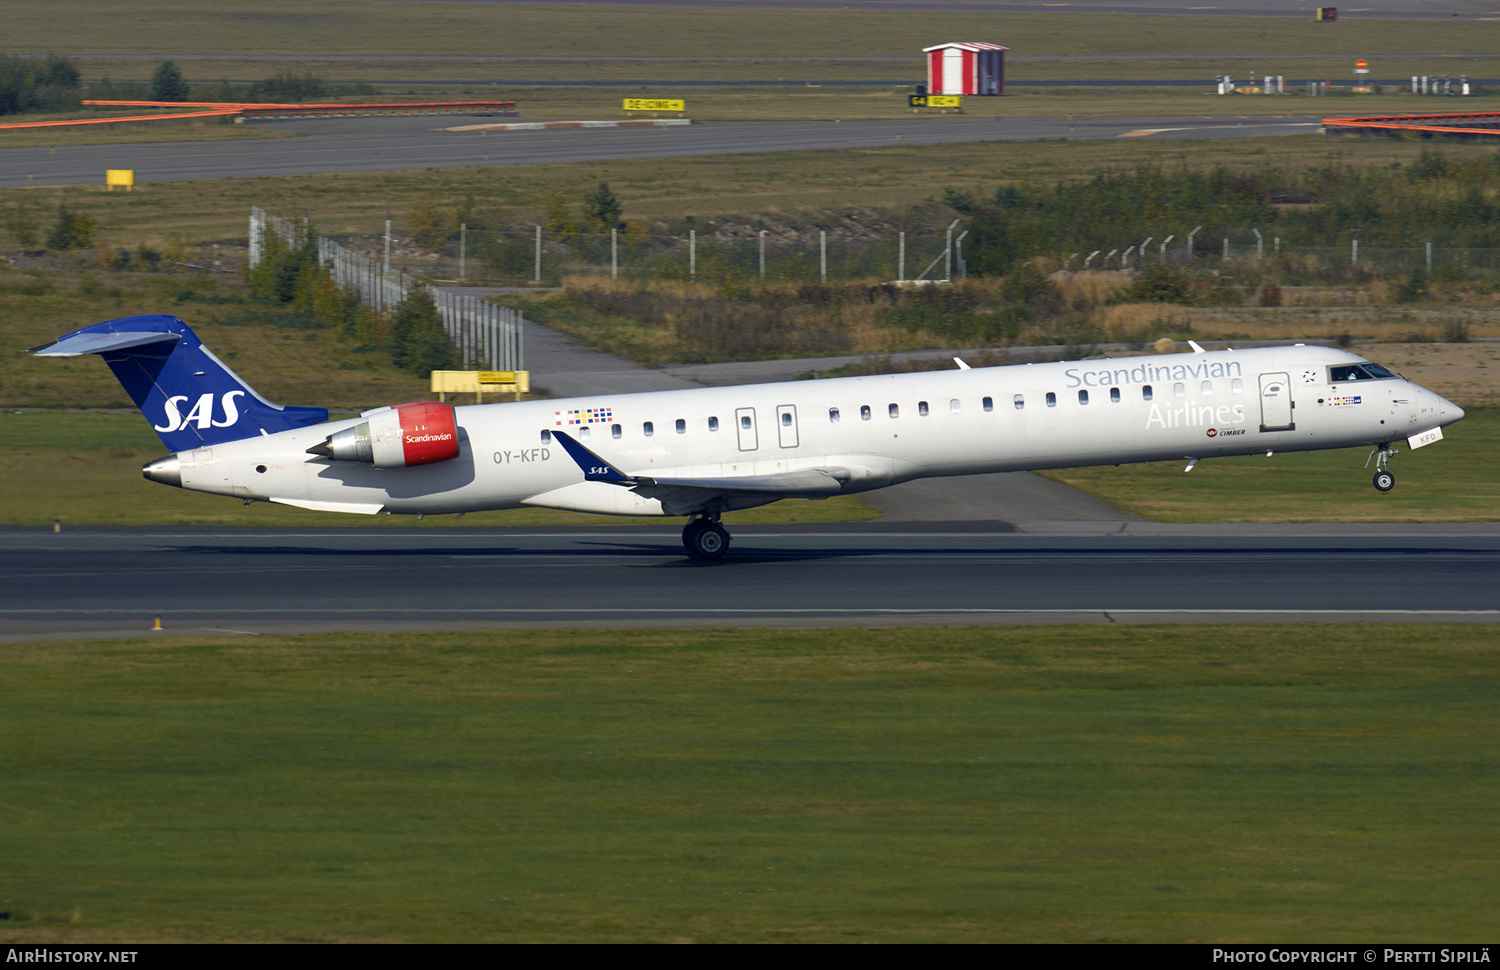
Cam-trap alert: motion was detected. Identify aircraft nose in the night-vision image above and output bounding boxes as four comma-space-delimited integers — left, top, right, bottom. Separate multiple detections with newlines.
1437, 395, 1465, 427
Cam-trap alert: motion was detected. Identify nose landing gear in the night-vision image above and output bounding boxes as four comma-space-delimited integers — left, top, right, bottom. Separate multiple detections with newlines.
1367, 443, 1397, 492
682, 515, 731, 560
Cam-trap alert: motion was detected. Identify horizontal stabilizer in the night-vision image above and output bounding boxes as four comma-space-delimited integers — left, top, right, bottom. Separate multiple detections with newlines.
30, 330, 182, 357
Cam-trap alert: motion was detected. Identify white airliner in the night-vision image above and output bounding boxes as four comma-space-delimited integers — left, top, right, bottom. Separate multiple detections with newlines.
33, 315, 1464, 559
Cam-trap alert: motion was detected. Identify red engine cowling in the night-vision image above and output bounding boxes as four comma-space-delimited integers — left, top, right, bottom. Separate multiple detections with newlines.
307, 401, 461, 468
382, 401, 460, 468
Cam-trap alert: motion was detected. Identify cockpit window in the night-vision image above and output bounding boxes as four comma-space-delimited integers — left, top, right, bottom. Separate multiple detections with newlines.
1330, 364, 1391, 382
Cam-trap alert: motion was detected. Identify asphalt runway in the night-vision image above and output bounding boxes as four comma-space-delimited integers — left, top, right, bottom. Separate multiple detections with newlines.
2, 524, 1496, 641
0, 114, 1321, 188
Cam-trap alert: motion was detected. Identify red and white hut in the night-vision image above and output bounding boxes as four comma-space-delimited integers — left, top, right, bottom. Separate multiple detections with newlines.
923, 42, 1008, 96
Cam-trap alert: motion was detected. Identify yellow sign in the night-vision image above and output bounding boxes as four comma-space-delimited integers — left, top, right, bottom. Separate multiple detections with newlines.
623, 98, 685, 112
908, 95, 962, 108
105, 169, 134, 192
431, 370, 530, 402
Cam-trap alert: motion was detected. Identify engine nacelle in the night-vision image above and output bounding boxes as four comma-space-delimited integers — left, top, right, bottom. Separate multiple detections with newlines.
307, 401, 461, 468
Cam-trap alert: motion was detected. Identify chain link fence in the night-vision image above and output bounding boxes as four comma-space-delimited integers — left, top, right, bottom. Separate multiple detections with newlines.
249, 207, 524, 370
314, 217, 1500, 290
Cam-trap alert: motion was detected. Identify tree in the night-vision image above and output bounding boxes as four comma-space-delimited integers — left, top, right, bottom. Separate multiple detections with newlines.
149, 60, 190, 102
583, 182, 623, 232
389, 288, 455, 376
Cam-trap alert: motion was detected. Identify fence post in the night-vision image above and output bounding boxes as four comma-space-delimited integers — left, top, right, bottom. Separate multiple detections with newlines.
690, 229, 696, 282
759, 230, 766, 281
612, 227, 618, 279
899, 231, 906, 281
1426, 240, 1433, 274
384, 218, 391, 276
533, 225, 542, 283
820, 230, 827, 283
460, 223, 467, 281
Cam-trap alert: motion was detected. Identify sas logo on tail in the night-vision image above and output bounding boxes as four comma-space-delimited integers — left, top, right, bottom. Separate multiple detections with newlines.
154, 391, 245, 433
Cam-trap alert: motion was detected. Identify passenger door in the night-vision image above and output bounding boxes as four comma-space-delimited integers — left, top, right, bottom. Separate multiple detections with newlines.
1258, 372, 1295, 431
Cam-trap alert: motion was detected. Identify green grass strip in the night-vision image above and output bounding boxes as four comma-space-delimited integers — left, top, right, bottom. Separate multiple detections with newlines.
2, 624, 1496, 942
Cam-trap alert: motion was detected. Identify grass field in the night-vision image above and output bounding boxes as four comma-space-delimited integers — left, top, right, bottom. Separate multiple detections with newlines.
7, 2, 1499, 63
10, 132, 1498, 251
2, 624, 1495, 942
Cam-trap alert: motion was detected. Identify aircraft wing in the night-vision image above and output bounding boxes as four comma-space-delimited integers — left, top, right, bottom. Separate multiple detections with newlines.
549, 429, 847, 501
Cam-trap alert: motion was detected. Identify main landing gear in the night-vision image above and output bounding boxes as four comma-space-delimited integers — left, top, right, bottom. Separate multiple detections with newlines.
1367, 443, 1397, 492
682, 515, 731, 561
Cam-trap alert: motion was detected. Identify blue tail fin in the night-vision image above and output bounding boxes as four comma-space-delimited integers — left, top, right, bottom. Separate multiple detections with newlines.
31, 314, 328, 452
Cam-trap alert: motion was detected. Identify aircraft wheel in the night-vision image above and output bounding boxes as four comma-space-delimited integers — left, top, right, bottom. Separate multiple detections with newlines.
684, 521, 730, 561
1373, 470, 1396, 492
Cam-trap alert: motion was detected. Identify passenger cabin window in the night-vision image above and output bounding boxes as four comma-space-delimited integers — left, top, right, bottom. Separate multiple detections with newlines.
1110, 387, 1121, 404
1078, 390, 1089, 405
709, 416, 719, 431
950, 399, 961, 414
918, 401, 929, 417
540, 430, 552, 443
861, 405, 872, 421
1173, 383, 1186, 399
643, 421, 654, 437
579, 426, 591, 441
675, 418, 686, 434
1201, 381, 1213, 396
983, 396, 993, 412
829, 407, 840, 423
1232, 378, 1244, 394
1046, 392, 1057, 408
612, 424, 622, 439
1143, 385, 1153, 402
1013, 394, 1024, 410
889, 403, 899, 418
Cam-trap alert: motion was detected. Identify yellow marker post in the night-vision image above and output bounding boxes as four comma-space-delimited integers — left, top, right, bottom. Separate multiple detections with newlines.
106, 170, 134, 192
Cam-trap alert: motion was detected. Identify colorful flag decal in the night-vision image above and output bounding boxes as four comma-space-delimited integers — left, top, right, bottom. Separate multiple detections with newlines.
555, 407, 613, 426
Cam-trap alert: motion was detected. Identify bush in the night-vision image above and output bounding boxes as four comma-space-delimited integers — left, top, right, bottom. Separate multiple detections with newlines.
46, 205, 97, 250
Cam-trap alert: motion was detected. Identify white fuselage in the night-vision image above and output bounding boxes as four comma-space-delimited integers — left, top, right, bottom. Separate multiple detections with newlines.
172, 345, 1464, 517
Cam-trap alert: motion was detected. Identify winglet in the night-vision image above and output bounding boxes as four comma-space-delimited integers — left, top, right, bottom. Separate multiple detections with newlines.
549, 429, 635, 484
